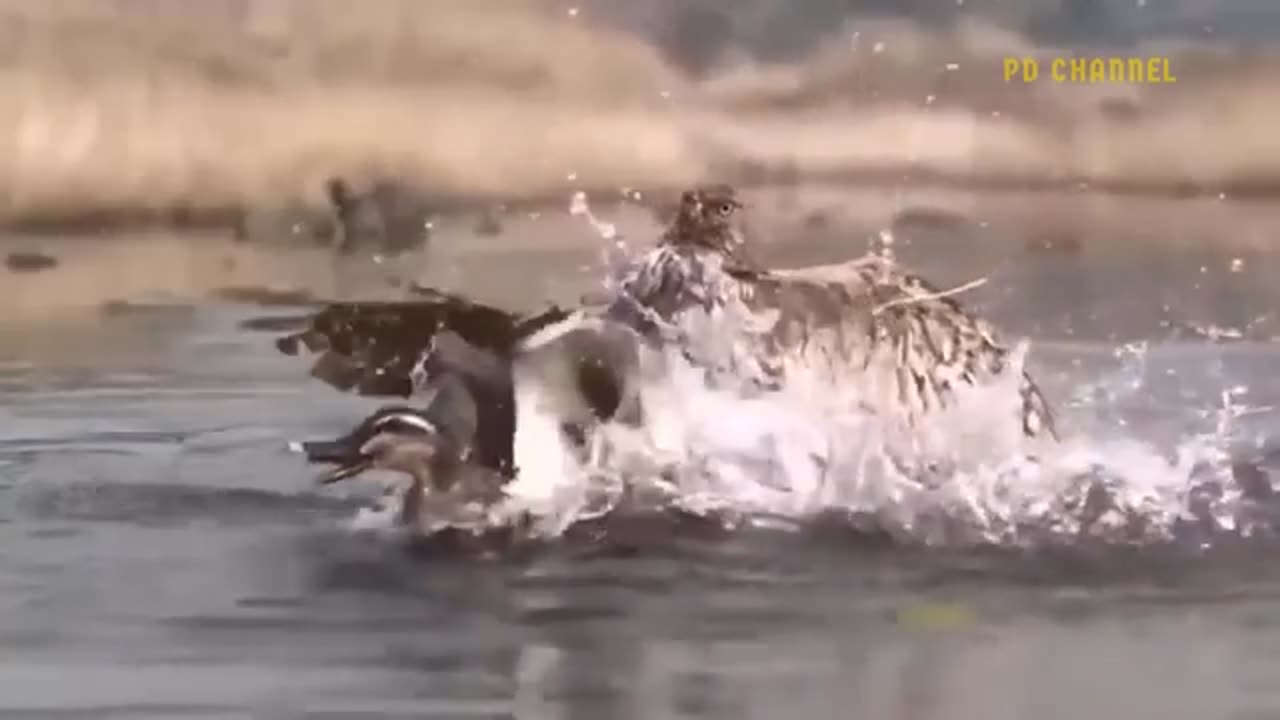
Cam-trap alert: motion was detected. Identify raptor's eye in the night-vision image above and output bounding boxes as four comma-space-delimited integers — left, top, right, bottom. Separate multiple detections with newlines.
715, 202, 735, 216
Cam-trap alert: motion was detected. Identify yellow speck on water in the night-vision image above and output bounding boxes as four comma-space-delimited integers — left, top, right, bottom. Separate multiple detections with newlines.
895, 601, 979, 631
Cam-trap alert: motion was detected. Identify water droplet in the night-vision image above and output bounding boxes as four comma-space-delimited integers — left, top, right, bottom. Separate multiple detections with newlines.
872, 41, 885, 54
1230, 258, 1244, 273
567, 6, 579, 16
945, 62, 959, 71
925, 94, 936, 105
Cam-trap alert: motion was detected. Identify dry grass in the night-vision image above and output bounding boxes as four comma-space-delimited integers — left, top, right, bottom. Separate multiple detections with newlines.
0, 0, 699, 220
0, 1, 1279, 226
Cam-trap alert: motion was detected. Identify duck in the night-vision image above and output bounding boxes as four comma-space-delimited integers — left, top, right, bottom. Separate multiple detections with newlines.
293, 404, 511, 534
273, 284, 638, 472
279, 293, 647, 535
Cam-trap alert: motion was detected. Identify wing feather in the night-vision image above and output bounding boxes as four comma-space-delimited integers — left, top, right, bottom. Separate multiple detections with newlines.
265, 287, 568, 397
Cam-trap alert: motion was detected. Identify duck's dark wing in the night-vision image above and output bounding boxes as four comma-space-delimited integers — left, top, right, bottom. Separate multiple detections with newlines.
271, 286, 570, 397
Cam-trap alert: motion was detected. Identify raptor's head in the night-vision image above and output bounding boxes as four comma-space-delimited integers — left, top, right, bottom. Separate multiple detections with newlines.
665, 184, 746, 253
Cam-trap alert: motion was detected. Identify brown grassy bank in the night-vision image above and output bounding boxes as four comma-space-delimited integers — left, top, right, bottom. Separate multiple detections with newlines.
0, 1, 1278, 228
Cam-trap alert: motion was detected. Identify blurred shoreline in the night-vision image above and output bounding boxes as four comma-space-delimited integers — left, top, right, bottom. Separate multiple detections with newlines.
4, 184, 1278, 326
0, 1, 1278, 231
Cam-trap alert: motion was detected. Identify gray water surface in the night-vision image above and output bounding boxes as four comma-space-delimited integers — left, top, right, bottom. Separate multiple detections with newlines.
4, 190, 1280, 719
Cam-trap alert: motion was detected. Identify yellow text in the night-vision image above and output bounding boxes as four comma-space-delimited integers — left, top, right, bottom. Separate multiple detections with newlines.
1002, 56, 1175, 84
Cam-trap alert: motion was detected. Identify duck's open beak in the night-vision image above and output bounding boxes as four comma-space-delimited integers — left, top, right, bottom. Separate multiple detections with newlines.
288, 437, 372, 485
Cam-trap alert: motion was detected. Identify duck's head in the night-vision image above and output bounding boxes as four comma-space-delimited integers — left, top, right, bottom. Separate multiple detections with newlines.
293, 406, 459, 489
665, 184, 745, 253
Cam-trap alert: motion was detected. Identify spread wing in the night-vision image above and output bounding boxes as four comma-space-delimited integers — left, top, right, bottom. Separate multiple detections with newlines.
616, 247, 1057, 441
264, 285, 570, 397
771, 257, 1058, 441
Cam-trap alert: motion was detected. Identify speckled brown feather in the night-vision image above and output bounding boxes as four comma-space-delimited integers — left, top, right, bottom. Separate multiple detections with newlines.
613, 186, 1057, 441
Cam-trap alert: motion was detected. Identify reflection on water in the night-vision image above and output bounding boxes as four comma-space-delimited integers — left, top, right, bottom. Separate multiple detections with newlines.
3, 189, 1280, 717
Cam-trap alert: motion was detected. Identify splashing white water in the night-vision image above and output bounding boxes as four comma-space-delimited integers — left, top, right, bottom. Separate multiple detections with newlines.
530, 344, 1254, 547
346, 239, 1264, 549
476, 245, 1264, 548
346, 336, 1255, 549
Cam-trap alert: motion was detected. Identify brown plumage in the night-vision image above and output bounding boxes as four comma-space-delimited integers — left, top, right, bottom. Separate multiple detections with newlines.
610, 184, 1057, 441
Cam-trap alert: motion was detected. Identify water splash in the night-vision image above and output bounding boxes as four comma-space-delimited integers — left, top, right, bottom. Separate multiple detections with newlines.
348, 339, 1260, 550
337, 233, 1271, 550
478, 247, 1272, 550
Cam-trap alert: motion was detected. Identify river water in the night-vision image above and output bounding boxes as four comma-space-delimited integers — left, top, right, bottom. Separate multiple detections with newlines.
3, 187, 1280, 718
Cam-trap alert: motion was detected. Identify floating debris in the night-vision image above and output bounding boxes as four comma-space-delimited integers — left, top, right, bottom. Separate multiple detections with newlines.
802, 210, 829, 229
474, 210, 504, 237
238, 314, 311, 332
891, 206, 970, 233
212, 286, 317, 307
5, 251, 58, 273
327, 177, 435, 256
99, 299, 196, 319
